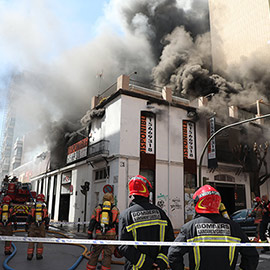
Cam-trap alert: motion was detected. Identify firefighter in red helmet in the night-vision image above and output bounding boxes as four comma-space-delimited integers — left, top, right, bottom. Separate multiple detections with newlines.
118, 175, 174, 270
25, 194, 50, 260
86, 192, 120, 270
168, 185, 259, 270
0, 195, 17, 255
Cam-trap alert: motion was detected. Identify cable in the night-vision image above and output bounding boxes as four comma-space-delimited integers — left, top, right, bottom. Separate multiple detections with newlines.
3, 243, 16, 270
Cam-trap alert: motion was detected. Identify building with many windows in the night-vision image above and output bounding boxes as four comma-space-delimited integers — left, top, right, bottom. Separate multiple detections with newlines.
24, 74, 267, 229
208, 0, 270, 73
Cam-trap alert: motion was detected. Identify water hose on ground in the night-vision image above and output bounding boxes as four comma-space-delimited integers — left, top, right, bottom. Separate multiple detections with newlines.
3, 243, 16, 270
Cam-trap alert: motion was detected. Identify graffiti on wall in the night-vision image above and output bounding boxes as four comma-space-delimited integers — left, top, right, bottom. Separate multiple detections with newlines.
170, 197, 181, 212
157, 192, 169, 212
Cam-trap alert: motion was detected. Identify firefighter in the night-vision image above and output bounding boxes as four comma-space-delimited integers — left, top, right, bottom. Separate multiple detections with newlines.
249, 197, 263, 242
0, 195, 17, 255
86, 192, 120, 270
260, 194, 270, 253
168, 185, 259, 270
25, 194, 49, 260
118, 175, 175, 270
219, 202, 230, 219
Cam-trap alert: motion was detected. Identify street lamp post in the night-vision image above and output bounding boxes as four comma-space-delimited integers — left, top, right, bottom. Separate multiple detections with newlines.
198, 113, 270, 187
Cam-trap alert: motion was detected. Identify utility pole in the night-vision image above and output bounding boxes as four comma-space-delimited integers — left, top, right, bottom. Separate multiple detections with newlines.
198, 114, 270, 187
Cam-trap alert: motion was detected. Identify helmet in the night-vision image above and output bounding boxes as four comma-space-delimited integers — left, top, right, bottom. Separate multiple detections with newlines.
193, 185, 221, 214
128, 175, 152, 198
254, 197, 261, 203
2, 195, 12, 204
103, 192, 114, 204
36, 194, 45, 202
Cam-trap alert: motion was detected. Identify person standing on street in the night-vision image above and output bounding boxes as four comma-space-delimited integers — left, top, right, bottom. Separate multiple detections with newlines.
86, 192, 120, 270
168, 185, 259, 270
0, 195, 17, 255
119, 175, 175, 270
249, 197, 263, 242
25, 194, 50, 260
260, 194, 270, 253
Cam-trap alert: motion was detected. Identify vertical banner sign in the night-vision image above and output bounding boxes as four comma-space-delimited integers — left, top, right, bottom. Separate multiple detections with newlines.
183, 120, 197, 174
140, 115, 155, 154
183, 121, 195, 160
207, 117, 218, 169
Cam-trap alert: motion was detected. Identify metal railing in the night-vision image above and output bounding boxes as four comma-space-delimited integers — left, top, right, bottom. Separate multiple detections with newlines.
88, 140, 109, 157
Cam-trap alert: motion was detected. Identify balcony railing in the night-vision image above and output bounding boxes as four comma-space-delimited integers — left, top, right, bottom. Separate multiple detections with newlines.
88, 140, 109, 158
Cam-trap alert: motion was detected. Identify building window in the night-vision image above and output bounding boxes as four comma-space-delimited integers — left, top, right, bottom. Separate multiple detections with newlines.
214, 174, 235, 182
94, 167, 110, 180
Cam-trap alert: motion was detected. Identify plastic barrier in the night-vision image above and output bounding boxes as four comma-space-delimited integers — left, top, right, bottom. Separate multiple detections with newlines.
1, 236, 270, 247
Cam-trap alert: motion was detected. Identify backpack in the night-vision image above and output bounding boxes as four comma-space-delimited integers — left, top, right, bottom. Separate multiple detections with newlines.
99, 200, 112, 234
1, 204, 9, 226
35, 203, 44, 226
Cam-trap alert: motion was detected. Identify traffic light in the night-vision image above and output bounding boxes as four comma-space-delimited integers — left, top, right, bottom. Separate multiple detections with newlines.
80, 181, 90, 195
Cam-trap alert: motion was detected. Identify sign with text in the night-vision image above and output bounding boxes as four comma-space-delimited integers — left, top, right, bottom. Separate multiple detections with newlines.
140, 115, 155, 154
183, 120, 195, 160
207, 117, 218, 169
67, 138, 88, 163
183, 120, 197, 175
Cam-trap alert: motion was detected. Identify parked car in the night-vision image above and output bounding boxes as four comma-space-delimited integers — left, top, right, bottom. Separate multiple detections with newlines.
230, 209, 257, 236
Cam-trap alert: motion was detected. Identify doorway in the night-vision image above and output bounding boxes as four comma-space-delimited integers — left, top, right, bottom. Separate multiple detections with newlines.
214, 184, 235, 215
59, 194, 70, 221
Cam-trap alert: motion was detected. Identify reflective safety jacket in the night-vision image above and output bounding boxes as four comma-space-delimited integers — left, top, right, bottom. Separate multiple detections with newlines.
0, 204, 16, 226
119, 196, 175, 270
26, 203, 49, 227
262, 200, 270, 220
168, 214, 259, 270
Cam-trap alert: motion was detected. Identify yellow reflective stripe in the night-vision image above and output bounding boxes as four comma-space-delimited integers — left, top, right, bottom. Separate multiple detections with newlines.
193, 246, 200, 270
135, 253, 146, 269
229, 246, 236, 266
157, 253, 169, 265
132, 229, 138, 248
126, 220, 168, 232
187, 235, 241, 243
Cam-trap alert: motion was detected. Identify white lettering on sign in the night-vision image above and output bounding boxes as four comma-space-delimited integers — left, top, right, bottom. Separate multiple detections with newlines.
146, 117, 155, 154
187, 122, 195, 160
208, 117, 216, 159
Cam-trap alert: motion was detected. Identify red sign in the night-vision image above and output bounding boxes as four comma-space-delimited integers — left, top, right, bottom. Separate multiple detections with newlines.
67, 138, 89, 155
103, 184, 113, 193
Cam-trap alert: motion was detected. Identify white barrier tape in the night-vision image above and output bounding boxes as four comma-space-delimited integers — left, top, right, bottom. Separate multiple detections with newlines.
1, 236, 270, 247
16, 221, 89, 225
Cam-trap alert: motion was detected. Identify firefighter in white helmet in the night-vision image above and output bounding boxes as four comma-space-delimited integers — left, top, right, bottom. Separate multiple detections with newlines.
86, 192, 120, 270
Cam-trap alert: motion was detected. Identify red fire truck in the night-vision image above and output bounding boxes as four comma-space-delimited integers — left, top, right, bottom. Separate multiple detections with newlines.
0, 177, 36, 221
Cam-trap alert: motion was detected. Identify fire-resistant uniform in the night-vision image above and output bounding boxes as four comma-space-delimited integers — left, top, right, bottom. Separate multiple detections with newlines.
168, 185, 258, 270
118, 175, 175, 270
249, 197, 263, 242
0, 196, 17, 255
25, 194, 49, 260
86, 192, 120, 270
259, 195, 270, 252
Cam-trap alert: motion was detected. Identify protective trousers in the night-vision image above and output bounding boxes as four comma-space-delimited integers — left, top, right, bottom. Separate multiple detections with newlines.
27, 223, 46, 257
0, 224, 12, 254
86, 234, 116, 270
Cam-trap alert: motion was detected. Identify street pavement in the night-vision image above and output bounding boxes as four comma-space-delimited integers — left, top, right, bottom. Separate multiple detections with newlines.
1, 226, 270, 269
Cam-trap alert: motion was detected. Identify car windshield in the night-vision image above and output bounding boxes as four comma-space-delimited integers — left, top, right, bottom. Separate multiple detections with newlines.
231, 209, 248, 219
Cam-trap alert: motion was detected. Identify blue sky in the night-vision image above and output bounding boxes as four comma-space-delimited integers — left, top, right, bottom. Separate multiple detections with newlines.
0, 0, 109, 143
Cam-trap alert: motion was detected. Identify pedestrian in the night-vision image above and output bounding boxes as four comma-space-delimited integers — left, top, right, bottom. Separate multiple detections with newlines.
118, 175, 175, 270
0, 195, 17, 255
86, 192, 120, 270
25, 194, 50, 260
168, 185, 259, 270
249, 197, 263, 242
260, 194, 270, 253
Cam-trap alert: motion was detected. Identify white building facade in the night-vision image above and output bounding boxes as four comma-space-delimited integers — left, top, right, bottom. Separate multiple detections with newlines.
29, 75, 253, 229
